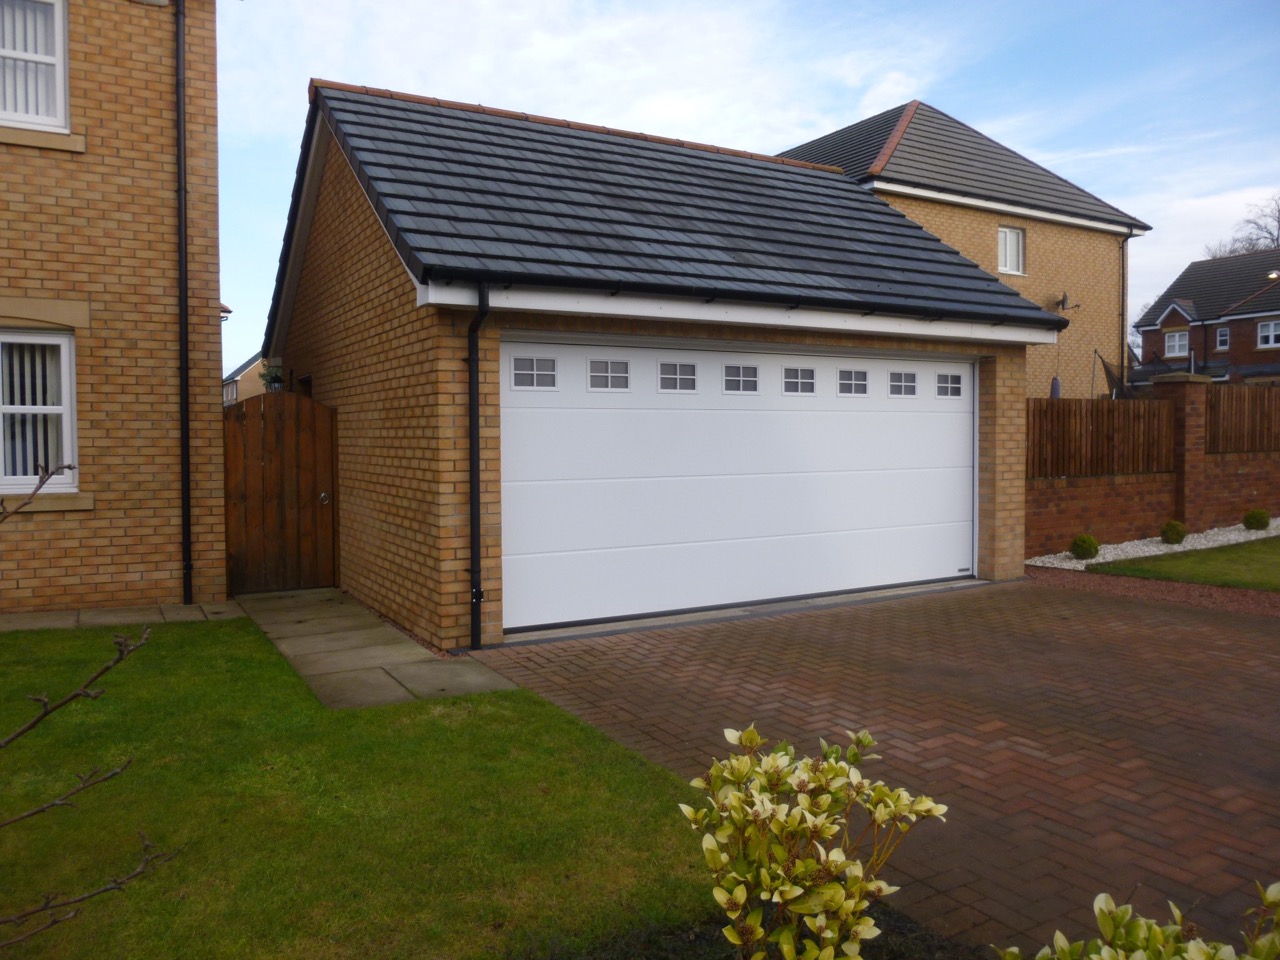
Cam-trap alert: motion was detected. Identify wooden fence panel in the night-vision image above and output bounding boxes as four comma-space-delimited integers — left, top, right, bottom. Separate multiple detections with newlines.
1026, 398, 1174, 478
1207, 385, 1280, 454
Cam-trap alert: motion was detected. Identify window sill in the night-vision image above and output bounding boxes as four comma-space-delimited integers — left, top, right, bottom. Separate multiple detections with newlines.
1, 492, 93, 513
998, 269, 1027, 278
0, 126, 86, 154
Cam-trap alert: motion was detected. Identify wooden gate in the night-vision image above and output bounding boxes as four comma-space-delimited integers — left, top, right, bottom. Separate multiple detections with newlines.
224, 392, 336, 595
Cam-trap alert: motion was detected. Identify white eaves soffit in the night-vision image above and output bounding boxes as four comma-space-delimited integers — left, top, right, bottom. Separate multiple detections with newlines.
418, 280, 1058, 346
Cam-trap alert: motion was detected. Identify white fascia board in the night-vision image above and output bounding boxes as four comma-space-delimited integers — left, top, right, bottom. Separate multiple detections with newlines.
1153, 303, 1197, 327
417, 279, 1059, 346
868, 181, 1148, 236
1220, 309, 1280, 323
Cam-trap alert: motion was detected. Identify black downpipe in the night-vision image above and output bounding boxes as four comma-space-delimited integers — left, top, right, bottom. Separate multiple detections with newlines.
467, 284, 491, 650
1119, 230, 1132, 389
175, 0, 193, 605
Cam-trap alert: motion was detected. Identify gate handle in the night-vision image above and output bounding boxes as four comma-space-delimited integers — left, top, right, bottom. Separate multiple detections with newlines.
320, 492, 330, 505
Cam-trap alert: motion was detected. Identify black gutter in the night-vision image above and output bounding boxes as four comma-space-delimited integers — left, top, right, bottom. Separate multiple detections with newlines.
175, 0, 193, 604
466, 283, 491, 650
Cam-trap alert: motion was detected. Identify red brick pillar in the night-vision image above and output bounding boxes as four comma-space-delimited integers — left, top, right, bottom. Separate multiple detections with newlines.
1151, 373, 1211, 531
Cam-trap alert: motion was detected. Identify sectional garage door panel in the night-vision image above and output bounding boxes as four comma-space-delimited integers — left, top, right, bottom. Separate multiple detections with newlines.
500, 342, 975, 629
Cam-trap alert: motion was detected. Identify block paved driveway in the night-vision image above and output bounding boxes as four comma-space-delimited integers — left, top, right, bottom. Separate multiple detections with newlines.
471, 581, 1280, 952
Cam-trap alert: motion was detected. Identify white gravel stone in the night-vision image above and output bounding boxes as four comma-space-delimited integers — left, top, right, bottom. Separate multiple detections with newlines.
1026, 517, 1280, 571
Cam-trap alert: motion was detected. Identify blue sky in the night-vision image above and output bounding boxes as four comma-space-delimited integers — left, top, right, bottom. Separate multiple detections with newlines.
217, 0, 1280, 373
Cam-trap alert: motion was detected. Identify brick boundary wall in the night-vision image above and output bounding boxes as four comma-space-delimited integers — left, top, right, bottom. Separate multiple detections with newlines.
1025, 375, 1280, 557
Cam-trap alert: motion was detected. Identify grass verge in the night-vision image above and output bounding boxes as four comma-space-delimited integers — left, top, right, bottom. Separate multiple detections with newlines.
1088, 535, 1280, 591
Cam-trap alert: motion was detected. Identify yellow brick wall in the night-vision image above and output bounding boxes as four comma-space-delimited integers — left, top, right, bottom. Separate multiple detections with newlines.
0, 0, 223, 610
283, 128, 1030, 649
885, 195, 1127, 399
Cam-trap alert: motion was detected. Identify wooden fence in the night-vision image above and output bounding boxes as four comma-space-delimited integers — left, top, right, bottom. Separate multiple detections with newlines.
1207, 385, 1280, 453
1026, 398, 1174, 478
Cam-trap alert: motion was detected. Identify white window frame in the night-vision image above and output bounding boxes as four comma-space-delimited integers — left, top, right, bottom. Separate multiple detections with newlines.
511, 356, 557, 390
1259, 321, 1280, 349
658, 361, 696, 393
997, 226, 1025, 275
782, 366, 815, 395
1165, 331, 1189, 357
936, 373, 963, 398
722, 364, 758, 394
888, 371, 916, 397
838, 369, 868, 396
587, 359, 629, 392
1215, 327, 1230, 351
0, 0, 69, 133
1, 329, 76, 493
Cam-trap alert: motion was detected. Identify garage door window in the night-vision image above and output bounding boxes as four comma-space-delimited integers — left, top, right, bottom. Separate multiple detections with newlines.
659, 362, 696, 392
588, 359, 629, 390
936, 373, 962, 398
838, 370, 868, 396
783, 367, 815, 394
889, 372, 916, 397
723, 364, 758, 393
513, 357, 557, 389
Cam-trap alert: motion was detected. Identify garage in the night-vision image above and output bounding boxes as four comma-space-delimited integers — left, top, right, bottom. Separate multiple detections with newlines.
501, 339, 975, 629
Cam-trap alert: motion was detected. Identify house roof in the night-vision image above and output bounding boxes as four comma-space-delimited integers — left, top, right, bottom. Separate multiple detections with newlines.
779, 101, 1150, 233
223, 352, 262, 384
1135, 249, 1280, 329
264, 82, 1066, 354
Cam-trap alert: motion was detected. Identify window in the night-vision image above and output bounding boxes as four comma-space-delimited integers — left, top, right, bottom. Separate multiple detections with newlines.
223, 381, 238, 406
1, 331, 75, 492
1216, 327, 1230, 351
723, 364, 757, 393
658, 362, 696, 391
0, 0, 67, 132
997, 226, 1025, 275
1164, 331, 1189, 357
782, 367, 815, 394
936, 373, 963, 397
838, 369, 868, 396
588, 359, 629, 390
512, 356, 556, 389
1259, 321, 1280, 349
888, 371, 916, 397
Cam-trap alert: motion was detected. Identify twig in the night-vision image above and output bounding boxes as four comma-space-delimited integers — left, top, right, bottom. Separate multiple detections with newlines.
0, 464, 75, 525
0, 760, 132, 830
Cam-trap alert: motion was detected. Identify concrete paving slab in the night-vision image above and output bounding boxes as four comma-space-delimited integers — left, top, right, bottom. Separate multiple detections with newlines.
0, 610, 78, 632
251, 613, 382, 638
237, 590, 354, 613
270, 624, 412, 658
387, 659, 518, 699
288, 641, 435, 677
160, 604, 209, 623
201, 601, 246, 620
305, 667, 416, 709
78, 606, 166, 627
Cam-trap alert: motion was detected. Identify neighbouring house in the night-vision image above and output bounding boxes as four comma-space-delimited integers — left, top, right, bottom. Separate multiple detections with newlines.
1129, 248, 1280, 386
0, 0, 224, 610
223, 352, 266, 406
780, 101, 1151, 399
262, 80, 1066, 649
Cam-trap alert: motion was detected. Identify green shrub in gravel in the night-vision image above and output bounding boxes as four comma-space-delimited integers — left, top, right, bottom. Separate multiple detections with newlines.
1160, 520, 1187, 544
1244, 509, 1271, 531
1069, 534, 1099, 560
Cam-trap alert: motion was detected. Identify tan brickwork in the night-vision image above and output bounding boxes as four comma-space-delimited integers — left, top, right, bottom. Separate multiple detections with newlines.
886, 195, 1128, 399
283, 126, 1032, 649
0, 0, 223, 610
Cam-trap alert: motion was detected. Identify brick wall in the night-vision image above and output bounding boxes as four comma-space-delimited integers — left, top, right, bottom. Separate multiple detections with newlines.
1026, 474, 1177, 557
0, 0, 223, 610
1202, 454, 1280, 527
885, 195, 1127, 400
282, 125, 1033, 648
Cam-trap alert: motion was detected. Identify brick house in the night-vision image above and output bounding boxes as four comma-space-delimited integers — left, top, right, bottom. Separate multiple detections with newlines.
222, 352, 266, 407
0, 0, 224, 610
1130, 249, 1280, 385
263, 81, 1065, 649
781, 101, 1151, 399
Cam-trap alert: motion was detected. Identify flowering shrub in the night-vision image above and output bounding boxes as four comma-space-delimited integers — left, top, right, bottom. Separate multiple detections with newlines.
997, 882, 1280, 960
680, 725, 946, 960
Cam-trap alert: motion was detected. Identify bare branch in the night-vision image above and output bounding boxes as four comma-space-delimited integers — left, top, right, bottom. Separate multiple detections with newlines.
0, 909, 77, 949
0, 464, 76, 525
0, 760, 132, 831
0, 630, 149, 751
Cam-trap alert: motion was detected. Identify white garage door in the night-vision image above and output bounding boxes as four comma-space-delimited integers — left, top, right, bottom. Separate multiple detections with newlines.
500, 340, 974, 630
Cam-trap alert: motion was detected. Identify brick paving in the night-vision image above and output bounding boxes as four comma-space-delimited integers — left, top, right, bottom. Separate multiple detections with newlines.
471, 581, 1280, 952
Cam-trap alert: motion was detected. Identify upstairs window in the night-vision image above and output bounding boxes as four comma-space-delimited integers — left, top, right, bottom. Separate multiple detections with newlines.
1165, 331, 1189, 357
1, 331, 76, 493
1216, 327, 1230, 351
997, 226, 1024, 275
0, 0, 68, 132
1260, 321, 1280, 349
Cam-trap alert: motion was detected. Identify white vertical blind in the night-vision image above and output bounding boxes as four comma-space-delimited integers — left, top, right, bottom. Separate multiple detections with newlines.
1, 339, 66, 480
0, 0, 63, 127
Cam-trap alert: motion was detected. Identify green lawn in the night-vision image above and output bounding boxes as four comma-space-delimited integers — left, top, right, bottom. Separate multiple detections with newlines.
1088, 535, 1280, 591
0, 619, 714, 959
